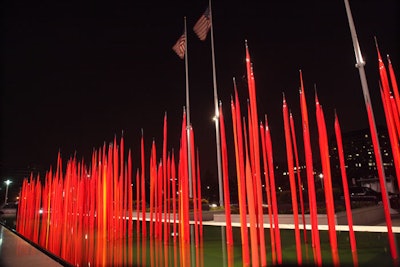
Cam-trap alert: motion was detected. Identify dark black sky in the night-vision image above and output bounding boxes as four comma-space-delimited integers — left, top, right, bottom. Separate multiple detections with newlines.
1, 0, 399, 180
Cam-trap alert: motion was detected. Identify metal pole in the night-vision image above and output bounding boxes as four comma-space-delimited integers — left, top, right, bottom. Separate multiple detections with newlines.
5, 184, 9, 204
343, 0, 398, 259
184, 18, 196, 267
221, 226, 227, 267
209, 0, 224, 207
4, 180, 11, 204
184, 17, 193, 199
343, 0, 388, 199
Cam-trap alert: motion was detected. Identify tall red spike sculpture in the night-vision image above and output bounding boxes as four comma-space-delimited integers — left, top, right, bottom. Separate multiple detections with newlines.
264, 116, 282, 263
140, 131, 147, 237
163, 113, 168, 243
380, 53, 400, 139
136, 168, 140, 236
120, 135, 126, 240
149, 140, 157, 238
245, 41, 266, 266
219, 104, 233, 245
289, 111, 307, 243
364, 44, 397, 261
380, 87, 400, 190
365, 101, 398, 260
260, 120, 277, 264
334, 112, 358, 267
167, 153, 171, 241
283, 94, 302, 265
315, 93, 339, 266
244, 119, 260, 267
61, 159, 71, 259
377, 48, 400, 191
39, 171, 50, 247
180, 109, 190, 245
171, 150, 177, 243
178, 109, 191, 267
156, 160, 163, 240
299, 70, 322, 266
189, 128, 199, 247
387, 55, 400, 120
389, 92, 400, 142
231, 88, 250, 266
32, 175, 41, 244
112, 136, 119, 241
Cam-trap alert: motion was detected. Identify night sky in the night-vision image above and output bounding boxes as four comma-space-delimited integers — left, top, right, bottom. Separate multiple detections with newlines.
1, 0, 399, 185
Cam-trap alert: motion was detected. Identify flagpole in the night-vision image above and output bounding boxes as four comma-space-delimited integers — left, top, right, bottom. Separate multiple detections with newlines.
209, 0, 224, 207
343, 0, 398, 260
343, 0, 388, 201
184, 17, 193, 199
178, 17, 195, 264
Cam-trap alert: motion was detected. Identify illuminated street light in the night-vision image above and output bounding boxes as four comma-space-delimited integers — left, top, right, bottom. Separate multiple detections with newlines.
319, 173, 324, 189
4, 179, 12, 204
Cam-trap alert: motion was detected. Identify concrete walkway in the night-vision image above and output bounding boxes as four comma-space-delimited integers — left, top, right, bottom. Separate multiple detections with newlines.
377, 212, 400, 226
0, 224, 70, 267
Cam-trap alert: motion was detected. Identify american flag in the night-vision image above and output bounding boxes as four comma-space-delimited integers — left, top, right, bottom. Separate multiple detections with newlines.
193, 7, 211, 41
172, 33, 186, 59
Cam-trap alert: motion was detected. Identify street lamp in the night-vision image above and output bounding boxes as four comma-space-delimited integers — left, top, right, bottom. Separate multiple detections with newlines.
318, 173, 324, 189
4, 179, 12, 204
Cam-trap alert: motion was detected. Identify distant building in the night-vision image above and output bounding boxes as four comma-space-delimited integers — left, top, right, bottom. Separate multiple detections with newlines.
329, 126, 396, 191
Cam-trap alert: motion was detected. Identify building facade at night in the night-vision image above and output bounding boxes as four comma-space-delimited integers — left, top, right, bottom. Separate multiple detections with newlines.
329, 126, 396, 191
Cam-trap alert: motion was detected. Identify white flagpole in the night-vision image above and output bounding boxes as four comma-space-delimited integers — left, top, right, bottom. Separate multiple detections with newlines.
184, 19, 195, 261
343, 0, 398, 259
184, 17, 193, 199
209, 0, 224, 207
343, 0, 388, 198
